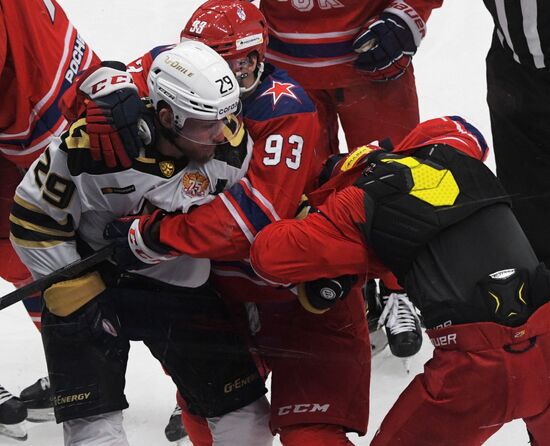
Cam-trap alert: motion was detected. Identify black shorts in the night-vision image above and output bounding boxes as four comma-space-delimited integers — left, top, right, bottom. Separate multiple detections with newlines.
41, 280, 266, 422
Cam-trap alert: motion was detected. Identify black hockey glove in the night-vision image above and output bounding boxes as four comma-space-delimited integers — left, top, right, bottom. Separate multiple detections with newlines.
103, 209, 177, 271
63, 61, 155, 169
353, 3, 423, 81
298, 275, 358, 314
86, 88, 155, 169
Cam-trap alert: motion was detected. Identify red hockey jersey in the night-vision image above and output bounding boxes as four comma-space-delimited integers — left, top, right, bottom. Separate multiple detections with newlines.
155, 64, 325, 303
260, 0, 442, 89
121, 45, 324, 301
0, 0, 98, 168
249, 115, 490, 285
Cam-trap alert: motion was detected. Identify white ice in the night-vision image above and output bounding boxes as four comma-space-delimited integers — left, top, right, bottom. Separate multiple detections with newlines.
0, 0, 530, 444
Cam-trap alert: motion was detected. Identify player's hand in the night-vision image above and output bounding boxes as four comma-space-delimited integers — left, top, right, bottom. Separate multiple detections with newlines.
353, 2, 425, 81
103, 209, 176, 271
85, 89, 155, 169
298, 275, 358, 314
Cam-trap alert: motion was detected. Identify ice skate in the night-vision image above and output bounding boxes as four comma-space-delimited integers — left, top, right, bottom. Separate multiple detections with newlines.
164, 404, 188, 444
364, 280, 388, 356
378, 292, 423, 360
0, 385, 28, 441
19, 377, 54, 423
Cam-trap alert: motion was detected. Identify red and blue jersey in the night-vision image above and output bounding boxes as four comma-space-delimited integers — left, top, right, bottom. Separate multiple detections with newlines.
126, 44, 176, 95
260, 0, 442, 89
158, 64, 324, 302
89, 47, 325, 302
250, 115, 492, 286
0, 0, 98, 168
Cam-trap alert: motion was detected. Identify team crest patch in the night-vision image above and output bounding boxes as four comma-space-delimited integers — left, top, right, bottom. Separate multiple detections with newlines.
237, 5, 246, 21
260, 81, 299, 107
159, 160, 175, 178
182, 171, 210, 197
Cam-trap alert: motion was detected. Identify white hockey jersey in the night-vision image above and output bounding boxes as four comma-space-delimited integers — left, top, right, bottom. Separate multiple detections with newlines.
10, 117, 252, 288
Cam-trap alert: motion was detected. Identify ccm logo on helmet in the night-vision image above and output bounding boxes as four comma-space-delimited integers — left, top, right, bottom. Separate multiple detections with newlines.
218, 102, 239, 116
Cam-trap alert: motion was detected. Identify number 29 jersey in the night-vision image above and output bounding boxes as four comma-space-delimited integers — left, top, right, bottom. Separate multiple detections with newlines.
10, 117, 252, 288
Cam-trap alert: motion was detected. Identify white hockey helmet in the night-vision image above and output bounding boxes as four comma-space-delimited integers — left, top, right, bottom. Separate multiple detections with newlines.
147, 40, 242, 145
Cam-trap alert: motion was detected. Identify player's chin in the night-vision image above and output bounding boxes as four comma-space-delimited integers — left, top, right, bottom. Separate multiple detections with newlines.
193, 147, 216, 164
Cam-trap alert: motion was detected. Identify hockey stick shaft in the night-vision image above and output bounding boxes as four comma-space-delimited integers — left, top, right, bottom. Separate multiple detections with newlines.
0, 244, 115, 311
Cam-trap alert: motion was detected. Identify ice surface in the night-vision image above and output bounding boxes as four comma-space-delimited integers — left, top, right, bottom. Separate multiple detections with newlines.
0, 0, 530, 444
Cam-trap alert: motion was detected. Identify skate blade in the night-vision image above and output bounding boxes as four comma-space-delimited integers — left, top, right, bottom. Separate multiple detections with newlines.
26, 408, 55, 423
370, 328, 388, 357
401, 357, 411, 374
0, 422, 28, 441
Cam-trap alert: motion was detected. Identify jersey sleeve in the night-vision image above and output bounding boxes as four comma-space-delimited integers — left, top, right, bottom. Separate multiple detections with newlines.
394, 115, 489, 160
0, 7, 6, 76
0, 0, 98, 168
382, 0, 442, 50
249, 186, 369, 285
127, 45, 174, 95
159, 110, 323, 260
9, 141, 81, 279
406, 0, 443, 21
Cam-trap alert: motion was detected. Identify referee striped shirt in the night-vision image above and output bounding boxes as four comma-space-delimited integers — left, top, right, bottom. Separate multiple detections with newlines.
483, 0, 550, 69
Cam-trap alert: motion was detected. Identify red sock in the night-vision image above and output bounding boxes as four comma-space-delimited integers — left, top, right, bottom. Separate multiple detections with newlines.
279, 423, 355, 446
177, 392, 212, 446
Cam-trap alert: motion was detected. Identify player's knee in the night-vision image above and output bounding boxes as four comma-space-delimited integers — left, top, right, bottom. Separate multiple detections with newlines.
63, 410, 128, 446
279, 423, 353, 446
208, 396, 272, 446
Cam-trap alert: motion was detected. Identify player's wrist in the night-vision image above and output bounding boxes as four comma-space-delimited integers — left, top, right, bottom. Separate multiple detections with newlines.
383, 1, 426, 48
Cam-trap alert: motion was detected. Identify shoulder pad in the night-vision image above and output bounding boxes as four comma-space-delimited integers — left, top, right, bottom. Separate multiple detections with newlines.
244, 67, 315, 121
214, 127, 250, 169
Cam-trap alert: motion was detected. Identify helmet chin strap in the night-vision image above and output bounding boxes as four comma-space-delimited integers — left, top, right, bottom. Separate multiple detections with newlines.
239, 62, 264, 97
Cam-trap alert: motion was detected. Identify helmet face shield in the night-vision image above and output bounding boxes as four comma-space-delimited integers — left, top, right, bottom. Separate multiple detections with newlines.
173, 103, 243, 146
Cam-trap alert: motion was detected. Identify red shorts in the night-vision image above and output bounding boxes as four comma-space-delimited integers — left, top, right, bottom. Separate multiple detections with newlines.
0, 156, 41, 328
256, 287, 370, 435
0, 156, 30, 284
372, 303, 550, 446
307, 67, 419, 157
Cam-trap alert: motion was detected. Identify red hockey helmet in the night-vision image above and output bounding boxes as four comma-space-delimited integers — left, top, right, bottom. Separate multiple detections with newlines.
180, 0, 268, 63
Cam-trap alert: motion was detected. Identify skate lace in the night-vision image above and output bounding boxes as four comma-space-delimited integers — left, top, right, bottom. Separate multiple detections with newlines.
171, 405, 182, 417
39, 376, 50, 391
378, 293, 420, 335
0, 385, 15, 405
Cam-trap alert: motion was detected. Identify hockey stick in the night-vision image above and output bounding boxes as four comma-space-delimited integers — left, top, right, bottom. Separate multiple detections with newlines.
0, 244, 115, 311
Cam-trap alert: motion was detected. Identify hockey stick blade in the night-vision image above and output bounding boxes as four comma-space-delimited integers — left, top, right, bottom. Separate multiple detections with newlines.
0, 244, 115, 311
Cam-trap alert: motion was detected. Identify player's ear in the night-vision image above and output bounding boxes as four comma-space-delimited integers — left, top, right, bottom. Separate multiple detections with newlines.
157, 106, 173, 130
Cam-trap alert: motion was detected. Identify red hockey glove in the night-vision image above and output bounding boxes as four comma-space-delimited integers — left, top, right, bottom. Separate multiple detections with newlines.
353, 1, 426, 81
298, 275, 358, 314
103, 210, 177, 271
